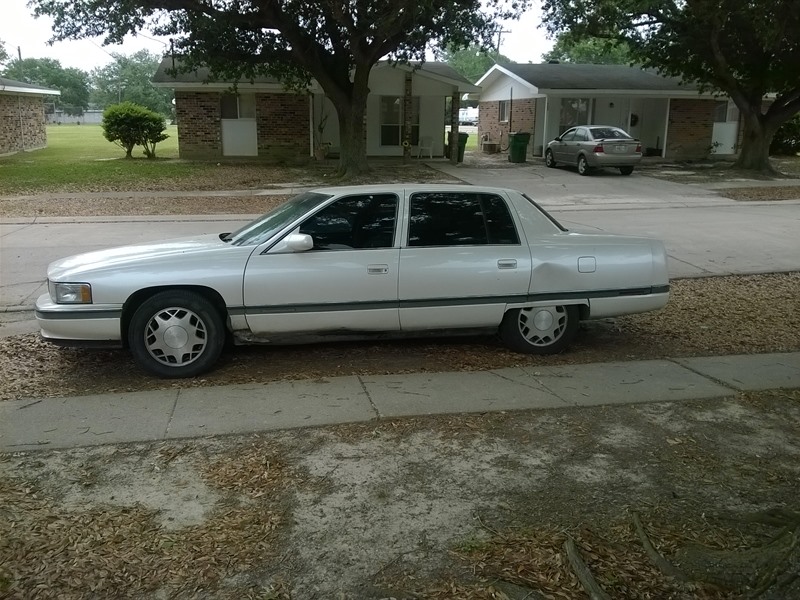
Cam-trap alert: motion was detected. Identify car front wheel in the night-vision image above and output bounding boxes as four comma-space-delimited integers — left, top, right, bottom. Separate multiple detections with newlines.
577, 155, 591, 176
128, 290, 225, 378
619, 166, 634, 175
545, 149, 557, 168
500, 305, 580, 354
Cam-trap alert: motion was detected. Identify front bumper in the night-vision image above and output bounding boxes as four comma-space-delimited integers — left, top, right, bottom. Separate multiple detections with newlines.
35, 293, 123, 346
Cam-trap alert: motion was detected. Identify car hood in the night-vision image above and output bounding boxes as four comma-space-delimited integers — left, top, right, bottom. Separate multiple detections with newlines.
47, 233, 231, 280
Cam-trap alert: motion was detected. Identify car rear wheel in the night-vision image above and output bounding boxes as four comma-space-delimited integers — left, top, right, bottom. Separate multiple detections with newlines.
128, 290, 225, 378
577, 155, 591, 176
545, 149, 557, 168
619, 166, 634, 175
500, 305, 580, 354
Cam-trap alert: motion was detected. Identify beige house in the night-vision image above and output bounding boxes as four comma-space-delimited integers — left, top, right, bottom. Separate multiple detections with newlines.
0, 77, 61, 156
472, 63, 742, 160
152, 59, 478, 161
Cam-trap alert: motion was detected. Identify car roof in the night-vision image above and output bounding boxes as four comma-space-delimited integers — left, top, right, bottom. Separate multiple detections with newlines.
309, 184, 519, 196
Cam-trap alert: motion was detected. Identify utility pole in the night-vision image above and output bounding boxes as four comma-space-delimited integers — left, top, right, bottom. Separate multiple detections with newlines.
495, 28, 511, 52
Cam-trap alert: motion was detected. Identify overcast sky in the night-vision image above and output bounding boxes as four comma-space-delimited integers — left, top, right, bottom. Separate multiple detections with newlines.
1, 0, 554, 71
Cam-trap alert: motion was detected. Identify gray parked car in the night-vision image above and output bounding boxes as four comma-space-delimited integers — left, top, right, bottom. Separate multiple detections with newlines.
545, 126, 642, 176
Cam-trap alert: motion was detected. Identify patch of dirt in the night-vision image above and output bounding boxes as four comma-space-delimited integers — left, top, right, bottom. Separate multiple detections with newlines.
0, 195, 289, 218
1, 273, 798, 402
637, 155, 800, 185
2, 389, 799, 598
719, 186, 800, 201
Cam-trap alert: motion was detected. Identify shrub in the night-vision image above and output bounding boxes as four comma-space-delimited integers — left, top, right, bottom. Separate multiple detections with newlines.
102, 102, 169, 159
770, 113, 800, 156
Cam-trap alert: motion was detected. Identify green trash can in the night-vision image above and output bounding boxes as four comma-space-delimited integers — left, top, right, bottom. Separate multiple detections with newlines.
508, 132, 530, 163
457, 132, 469, 162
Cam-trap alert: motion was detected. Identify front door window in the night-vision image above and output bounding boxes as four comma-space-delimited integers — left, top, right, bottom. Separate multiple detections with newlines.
380, 96, 420, 146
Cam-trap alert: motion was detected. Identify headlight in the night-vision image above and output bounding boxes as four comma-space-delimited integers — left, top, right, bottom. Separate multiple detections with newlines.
49, 281, 93, 304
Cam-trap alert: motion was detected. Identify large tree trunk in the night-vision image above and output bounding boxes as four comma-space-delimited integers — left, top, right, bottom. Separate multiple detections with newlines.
330, 66, 371, 178
733, 112, 777, 172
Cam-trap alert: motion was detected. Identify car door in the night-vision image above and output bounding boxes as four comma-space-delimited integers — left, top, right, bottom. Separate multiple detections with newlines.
398, 191, 532, 330
243, 193, 401, 335
569, 127, 589, 163
553, 128, 576, 161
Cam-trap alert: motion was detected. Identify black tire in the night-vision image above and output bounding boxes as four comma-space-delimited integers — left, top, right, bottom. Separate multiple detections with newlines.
128, 290, 225, 378
499, 305, 580, 355
577, 155, 591, 176
545, 149, 557, 168
619, 166, 634, 175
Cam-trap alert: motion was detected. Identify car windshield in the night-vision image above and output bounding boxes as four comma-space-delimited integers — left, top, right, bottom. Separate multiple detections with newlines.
589, 127, 631, 140
226, 191, 333, 246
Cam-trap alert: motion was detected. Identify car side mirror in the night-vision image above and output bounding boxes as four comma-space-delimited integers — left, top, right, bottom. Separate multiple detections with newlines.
285, 233, 314, 252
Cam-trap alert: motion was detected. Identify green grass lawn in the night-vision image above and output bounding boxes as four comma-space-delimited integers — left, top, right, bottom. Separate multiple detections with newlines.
0, 125, 199, 194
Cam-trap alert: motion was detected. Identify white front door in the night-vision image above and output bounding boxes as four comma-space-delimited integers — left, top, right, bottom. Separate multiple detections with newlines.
711, 100, 740, 154
220, 93, 258, 156
398, 191, 532, 330
243, 193, 401, 335
222, 119, 258, 156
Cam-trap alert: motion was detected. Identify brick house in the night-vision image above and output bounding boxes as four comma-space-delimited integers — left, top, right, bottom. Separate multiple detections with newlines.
152, 59, 478, 161
473, 63, 742, 160
0, 78, 60, 156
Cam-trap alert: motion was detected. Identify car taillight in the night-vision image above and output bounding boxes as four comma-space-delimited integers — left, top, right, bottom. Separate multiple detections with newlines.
635, 143, 642, 153
593, 144, 604, 153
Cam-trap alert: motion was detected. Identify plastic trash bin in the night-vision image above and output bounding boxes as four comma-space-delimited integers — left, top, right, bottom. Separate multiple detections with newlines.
508, 132, 530, 163
457, 132, 469, 162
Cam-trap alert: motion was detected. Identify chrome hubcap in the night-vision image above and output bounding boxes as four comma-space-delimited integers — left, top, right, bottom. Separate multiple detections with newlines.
144, 307, 207, 366
518, 306, 567, 346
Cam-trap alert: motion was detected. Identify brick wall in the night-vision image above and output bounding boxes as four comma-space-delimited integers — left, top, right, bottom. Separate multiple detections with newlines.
0, 94, 47, 155
175, 91, 310, 161
174, 92, 222, 159
256, 93, 310, 162
666, 99, 715, 159
478, 98, 536, 154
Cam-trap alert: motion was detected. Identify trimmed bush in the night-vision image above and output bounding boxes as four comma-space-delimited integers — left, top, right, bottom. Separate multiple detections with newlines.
102, 102, 169, 159
770, 113, 800, 156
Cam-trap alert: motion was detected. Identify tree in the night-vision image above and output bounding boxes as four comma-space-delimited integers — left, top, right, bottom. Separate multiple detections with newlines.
1, 58, 90, 115
0, 40, 9, 67
102, 101, 169, 158
32, 0, 530, 176
440, 44, 512, 84
542, 33, 632, 65
91, 49, 174, 115
540, 0, 800, 172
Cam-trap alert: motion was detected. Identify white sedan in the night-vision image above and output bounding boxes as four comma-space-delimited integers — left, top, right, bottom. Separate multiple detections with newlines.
36, 185, 670, 377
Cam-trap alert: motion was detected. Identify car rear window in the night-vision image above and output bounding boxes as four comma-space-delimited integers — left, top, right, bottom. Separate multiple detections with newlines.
589, 127, 631, 140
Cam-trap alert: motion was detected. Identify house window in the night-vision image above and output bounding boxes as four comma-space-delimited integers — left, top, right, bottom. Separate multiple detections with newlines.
559, 98, 590, 133
380, 96, 420, 146
499, 100, 510, 122
221, 93, 256, 119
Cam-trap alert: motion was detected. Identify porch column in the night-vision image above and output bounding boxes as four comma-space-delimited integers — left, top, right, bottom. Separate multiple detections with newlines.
403, 73, 413, 162
450, 92, 460, 165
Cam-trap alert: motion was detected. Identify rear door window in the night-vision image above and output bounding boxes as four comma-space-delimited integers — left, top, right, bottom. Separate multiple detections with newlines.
408, 192, 519, 247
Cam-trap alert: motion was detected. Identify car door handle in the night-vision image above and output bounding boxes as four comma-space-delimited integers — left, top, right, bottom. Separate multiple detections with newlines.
367, 264, 389, 275
497, 259, 517, 269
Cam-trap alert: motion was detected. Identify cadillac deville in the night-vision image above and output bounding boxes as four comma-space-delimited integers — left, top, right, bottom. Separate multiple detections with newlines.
36, 185, 670, 377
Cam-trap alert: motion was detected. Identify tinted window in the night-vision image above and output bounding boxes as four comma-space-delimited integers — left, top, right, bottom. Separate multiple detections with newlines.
589, 127, 631, 140
408, 193, 519, 247
299, 194, 398, 250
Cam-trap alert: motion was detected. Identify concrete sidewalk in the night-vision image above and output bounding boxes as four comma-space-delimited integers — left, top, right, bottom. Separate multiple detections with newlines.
2, 352, 799, 453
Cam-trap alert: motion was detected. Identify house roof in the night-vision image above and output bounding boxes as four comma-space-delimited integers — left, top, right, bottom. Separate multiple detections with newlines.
475, 63, 698, 95
153, 58, 479, 93
0, 77, 61, 96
